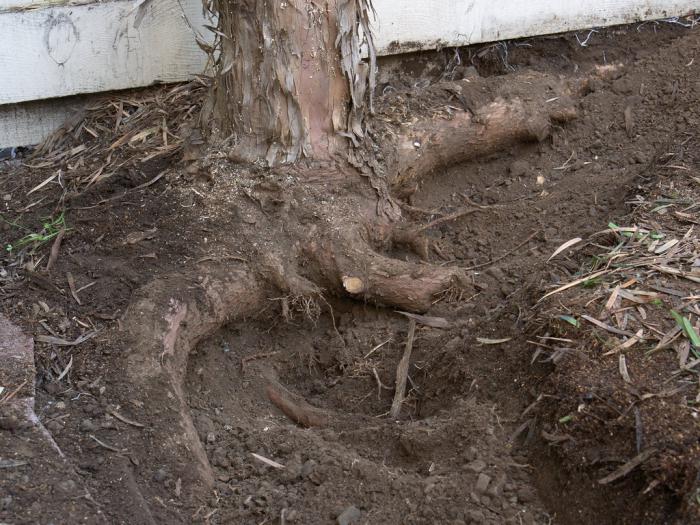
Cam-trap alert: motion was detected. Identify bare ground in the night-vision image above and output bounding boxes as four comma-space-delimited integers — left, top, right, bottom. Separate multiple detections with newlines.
1, 21, 700, 525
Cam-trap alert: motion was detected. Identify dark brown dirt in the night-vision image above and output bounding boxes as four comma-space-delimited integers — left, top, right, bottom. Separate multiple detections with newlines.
1, 20, 699, 524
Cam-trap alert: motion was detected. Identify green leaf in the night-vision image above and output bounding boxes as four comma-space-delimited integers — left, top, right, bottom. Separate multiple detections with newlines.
671, 310, 700, 347
559, 415, 573, 424
558, 315, 579, 327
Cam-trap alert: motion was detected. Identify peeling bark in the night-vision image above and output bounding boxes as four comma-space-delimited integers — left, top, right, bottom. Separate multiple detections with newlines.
207, 0, 376, 165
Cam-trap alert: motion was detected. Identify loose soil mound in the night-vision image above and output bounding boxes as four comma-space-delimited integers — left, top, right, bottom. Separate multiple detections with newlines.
1, 21, 699, 525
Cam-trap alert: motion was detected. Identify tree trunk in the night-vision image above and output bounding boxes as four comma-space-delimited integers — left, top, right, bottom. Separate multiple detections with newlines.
209, 0, 375, 166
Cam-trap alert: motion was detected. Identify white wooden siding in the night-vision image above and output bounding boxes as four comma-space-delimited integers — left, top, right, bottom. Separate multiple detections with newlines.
0, 0, 698, 147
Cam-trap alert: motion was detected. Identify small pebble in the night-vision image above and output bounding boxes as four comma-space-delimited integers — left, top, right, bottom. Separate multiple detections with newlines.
79, 419, 98, 433
56, 479, 76, 493
337, 505, 362, 525
153, 469, 168, 482
475, 473, 491, 493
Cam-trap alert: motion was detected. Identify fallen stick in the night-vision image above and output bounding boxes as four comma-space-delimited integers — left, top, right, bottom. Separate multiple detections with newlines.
389, 319, 416, 419
598, 447, 657, 485
465, 230, 539, 271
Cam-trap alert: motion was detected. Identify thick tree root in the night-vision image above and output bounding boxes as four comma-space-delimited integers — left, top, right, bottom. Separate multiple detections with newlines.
106, 68, 595, 516
304, 229, 468, 312
385, 71, 580, 196
265, 382, 329, 428
121, 265, 267, 495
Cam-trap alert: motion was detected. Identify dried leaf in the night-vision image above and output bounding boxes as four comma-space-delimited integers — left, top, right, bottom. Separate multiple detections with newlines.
619, 355, 632, 383
396, 311, 449, 328
547, 238, 582, 261
476, 337, 512, 345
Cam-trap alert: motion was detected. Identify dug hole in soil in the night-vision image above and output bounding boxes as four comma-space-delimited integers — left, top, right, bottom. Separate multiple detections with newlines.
2, 21, 700, 525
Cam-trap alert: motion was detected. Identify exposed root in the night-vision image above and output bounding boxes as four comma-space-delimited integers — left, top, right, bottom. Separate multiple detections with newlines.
305, 229, 468, 312
384, 71, 580, 195
121, 264, 268, 493
265, 382, 329, 428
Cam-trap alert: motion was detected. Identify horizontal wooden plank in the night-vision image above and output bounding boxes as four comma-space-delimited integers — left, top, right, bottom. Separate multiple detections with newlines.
1, 0, 698, 105
1, 0, 698, 147
0, 97, 83, 149
0, 0, 212, 105
371, 0, 700, 55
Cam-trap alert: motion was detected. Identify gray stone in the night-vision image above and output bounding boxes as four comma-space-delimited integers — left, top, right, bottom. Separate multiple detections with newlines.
337, 505, 362, 525
475, 473, 491, 493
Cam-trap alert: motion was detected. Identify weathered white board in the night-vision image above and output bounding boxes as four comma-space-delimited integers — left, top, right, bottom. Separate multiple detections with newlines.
371, 0, 700, 54
0, 0, 213, 105
0, 97, 87, 149
0, 0, 698, 147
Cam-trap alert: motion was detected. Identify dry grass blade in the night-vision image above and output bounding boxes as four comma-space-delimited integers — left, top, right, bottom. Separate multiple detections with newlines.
619, 354, 632, 383
27, 173, 58, 196
66, 272, 81, 305
390, 319, 416, 419
396, 311, 449, 328
604, 329, 644, 356
598, 448, 657, 484
251, 453, 285, 469
89, 435, 125, 453
465, 231, 540, 271
56, 356, 73, 381
476, 337, 512, 345
0, 380, 28, 405
605, 285, 621, 311
35, 330, 99, 346
547, 237, 582, 261
539, 270, 611, 302
581, 315, 636, 337
110, 410, 146, 428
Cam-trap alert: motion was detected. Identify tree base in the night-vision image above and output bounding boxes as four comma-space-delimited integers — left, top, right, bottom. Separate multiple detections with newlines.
116, 68, 588, 507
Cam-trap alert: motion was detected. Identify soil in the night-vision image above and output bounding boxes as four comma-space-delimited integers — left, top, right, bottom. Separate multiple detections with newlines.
1, 20, 699, 525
